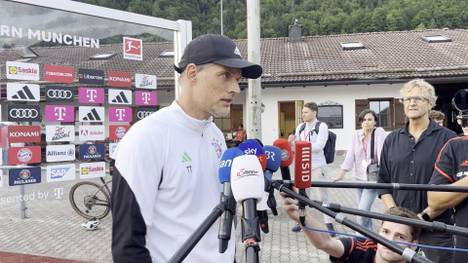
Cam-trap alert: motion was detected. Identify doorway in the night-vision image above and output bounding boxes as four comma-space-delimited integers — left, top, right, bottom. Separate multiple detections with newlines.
278, 100, 303, 138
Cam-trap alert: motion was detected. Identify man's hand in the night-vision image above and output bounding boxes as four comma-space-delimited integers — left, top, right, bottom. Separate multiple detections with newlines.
280, 192, 300, 223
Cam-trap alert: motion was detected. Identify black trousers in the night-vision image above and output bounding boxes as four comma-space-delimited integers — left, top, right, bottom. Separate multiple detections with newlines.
419, 231, 454, 263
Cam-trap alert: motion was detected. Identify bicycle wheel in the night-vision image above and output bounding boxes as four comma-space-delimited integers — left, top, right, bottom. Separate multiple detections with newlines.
69, 181, 111, 220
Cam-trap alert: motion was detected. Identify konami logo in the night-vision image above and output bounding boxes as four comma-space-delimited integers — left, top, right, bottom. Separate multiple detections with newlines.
8, 125, 41, 143
108, 70, 132, 88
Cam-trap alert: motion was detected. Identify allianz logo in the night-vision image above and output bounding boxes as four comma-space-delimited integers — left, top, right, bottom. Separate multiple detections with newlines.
47, 149, 75, 157
50, 167, 72, 179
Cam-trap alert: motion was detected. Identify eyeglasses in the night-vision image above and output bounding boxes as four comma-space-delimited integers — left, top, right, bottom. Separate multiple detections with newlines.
399, 96, 430, 103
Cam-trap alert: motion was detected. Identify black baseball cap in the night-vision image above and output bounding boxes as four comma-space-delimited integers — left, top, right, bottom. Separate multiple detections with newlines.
452, 89, 468, 112
174, 34, 263, 79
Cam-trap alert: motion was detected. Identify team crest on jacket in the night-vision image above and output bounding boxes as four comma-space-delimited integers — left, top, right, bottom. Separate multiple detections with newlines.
211, 138, 223, 158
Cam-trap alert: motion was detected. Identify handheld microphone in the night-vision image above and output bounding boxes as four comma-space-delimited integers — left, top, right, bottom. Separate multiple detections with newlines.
263, 145, 282, 216
273, 138, 293, 180
231, 155, 265, 244
239, 139, 267, 171
218, 147, 244, 253
294, 140, 312, 226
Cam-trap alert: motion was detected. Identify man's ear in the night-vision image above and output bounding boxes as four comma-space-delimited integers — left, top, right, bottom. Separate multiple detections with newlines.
185, 63, 197, 82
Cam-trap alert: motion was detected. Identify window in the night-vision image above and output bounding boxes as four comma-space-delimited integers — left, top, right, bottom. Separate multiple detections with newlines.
422, 35, 452, 43
355, 98, 405, 130
318, 104, 343, 129
213, 104, 243, 137
341, 42, 365, 50
370, 100, 391, 129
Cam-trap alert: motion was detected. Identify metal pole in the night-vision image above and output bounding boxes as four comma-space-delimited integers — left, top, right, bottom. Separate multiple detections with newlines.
20, 184, 27, 219
246, 0, 262, 140
220, 0, 223, 35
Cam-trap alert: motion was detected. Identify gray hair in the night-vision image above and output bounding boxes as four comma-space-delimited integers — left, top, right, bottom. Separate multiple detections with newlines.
400, 79, 437, 108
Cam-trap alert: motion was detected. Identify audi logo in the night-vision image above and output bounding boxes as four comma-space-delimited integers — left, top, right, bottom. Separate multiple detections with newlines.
136, 111, 155, 119
47, 89, 73, 99
9, 108, 39, 118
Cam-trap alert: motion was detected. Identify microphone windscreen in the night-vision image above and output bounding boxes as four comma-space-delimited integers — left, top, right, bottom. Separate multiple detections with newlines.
294, 140, 312, 189
218, 147, 244, 183
273, 138, 293, 167
264, 170, 272, 182
239, 139, 265, 156
263, 145, 281, 172
230, 155, 265, 202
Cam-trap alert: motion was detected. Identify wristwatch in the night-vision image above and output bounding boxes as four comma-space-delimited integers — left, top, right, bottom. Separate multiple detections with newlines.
420, 212, 432, 222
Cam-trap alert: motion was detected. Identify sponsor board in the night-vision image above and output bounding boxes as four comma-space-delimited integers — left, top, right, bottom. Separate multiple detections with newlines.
45, 105, 75, 123
0, 169, 2, 187
8, 104, 41, 122
78, 87, 105, 104
46, 163, 76, 182
79, 143, 105, 161
135, 90, 157, 106
79, 106, 104, 122
79, 162, 106, 179
108, 89, 132, 105
44, 64, 75, 83
109, 125, 131, 140
46, 144, 76, 162
6, 61, 40, 80
8, 146, 41, 165
108, 70, 132, 88
109, 142, 118, 159
79, 125, 105, 141
46, 125, 75, 142
8, 125, 41, 143
123, 37, 143, 61
135, 73, 157, 89
109, 107, 132, 122
45, 86, 74, 102
0, 150, 2, 166
78, 68, 104, 85
134, 107, 159, 121
6, 83, 40, 102
9, 167, 41, 186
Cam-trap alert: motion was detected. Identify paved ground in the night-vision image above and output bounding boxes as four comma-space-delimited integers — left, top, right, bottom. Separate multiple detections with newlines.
0, 154, 385, 262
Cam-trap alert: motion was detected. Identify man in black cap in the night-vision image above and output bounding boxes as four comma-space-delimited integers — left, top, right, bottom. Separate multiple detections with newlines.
428, 89, 468, 263
111, 34, 262, 262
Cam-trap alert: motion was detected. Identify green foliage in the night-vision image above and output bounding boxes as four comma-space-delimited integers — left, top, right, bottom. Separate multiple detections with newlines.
76, 0, 468, 38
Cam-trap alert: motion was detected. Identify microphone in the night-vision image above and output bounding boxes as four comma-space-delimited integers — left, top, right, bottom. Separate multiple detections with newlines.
273, 138, 293, 180
294, 140, 312, 226
231, 155, 265, 247
239, 139, 267, 171
218, 147, 244, 253
263, 145, 282, 216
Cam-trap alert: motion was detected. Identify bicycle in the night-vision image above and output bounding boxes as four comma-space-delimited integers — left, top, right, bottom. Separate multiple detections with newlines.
69, 176, 112, 220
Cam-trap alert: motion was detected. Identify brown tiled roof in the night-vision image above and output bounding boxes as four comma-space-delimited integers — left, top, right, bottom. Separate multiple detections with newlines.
2, 28, 468, 88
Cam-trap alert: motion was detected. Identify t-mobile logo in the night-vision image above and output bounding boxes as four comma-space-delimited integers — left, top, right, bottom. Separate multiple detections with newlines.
141, 92, 151, 104
86, 89, 98, 102
54, 107, 67, 121
115, 108, 126, 121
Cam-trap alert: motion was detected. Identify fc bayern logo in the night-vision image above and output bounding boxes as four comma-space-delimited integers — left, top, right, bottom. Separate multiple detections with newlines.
115, 127, 126, 138
17, 148, 33, 162
19, 169, 31, 180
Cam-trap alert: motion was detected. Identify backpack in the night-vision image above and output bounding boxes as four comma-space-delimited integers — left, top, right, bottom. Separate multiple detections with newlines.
298, 121, 336, 164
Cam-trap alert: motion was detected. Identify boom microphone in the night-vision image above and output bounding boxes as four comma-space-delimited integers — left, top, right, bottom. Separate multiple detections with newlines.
294, 140, 312, 226
218, 147, 244, 253
231, 154, 265, 261
273, 138, 293, 180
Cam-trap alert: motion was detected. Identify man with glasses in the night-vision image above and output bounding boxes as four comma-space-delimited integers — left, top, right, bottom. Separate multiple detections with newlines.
377, 79, 457, 262
428, 89, 468, 263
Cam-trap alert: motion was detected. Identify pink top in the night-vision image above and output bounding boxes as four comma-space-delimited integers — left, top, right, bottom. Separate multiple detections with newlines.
340, 127, 387, 181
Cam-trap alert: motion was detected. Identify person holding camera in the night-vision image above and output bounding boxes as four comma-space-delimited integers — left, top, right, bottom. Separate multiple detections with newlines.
333, 109, 387, 231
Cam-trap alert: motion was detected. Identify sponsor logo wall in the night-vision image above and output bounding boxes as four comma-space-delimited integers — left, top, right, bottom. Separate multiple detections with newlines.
8, 125, 41, 143
108, 70, 132, 88
78, 87, 105, 104
79, 106, 104, 122
108, 89, 132, 105
46, 164, 76, 182
46, 125, 75, 142
79, 125, 105, 141
79, 143, 105, 161
135, 91, 157, 106
8, 146, 41, 165
9, 167, 41, 186
134, 107, 159, 121
123, 37, 143, 61
45, 105, 75, 122
46, 144, 76, 162
109, 125, 131, 140
135, 73, 157, 89
109, 107, 132, 122
78, 68, 104, 85
45, 87, 74, 102
80, 162, 106, 179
